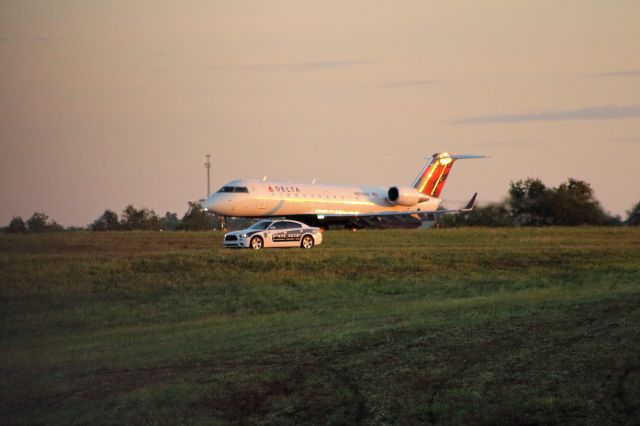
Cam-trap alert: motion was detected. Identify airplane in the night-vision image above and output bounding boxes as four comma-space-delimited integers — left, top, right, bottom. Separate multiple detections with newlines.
202, 152, 486, 229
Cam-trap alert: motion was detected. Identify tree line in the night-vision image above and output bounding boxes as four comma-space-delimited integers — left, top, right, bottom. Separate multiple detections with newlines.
3, 178, 640, 233
4, 212, 65, 233
439, 178, 640, 227
3, 201, 225, 233
88, 202, 222, 231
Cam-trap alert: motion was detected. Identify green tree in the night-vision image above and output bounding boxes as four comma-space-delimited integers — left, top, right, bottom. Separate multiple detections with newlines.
140, 209, 161, 231
26, 212, 49, 232
508, 178, 553, 225
5, 216, 28, 233
90, 210, 120, 231
46, 221, 64, 232
160, 212, 180, 231
25, 212, 64, 232
442, 177, 614, 228
626, 201, 640, 226
178, 201, 217, 231
550, 179, 608, 225
506, 178, 610, 226
120, 205, 160, 231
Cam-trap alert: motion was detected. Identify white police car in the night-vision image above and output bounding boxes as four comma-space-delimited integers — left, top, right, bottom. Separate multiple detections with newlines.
223, 219, 323, 249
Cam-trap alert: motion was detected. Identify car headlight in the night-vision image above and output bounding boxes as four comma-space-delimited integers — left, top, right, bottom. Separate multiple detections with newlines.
240, 233, 248, 238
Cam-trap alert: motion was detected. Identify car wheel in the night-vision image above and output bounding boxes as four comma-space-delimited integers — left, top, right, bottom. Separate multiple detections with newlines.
301, 235, 314, 249
250, 236, 263, 250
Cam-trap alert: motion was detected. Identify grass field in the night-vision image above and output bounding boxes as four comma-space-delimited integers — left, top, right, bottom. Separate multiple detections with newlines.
1, 228, 639, 424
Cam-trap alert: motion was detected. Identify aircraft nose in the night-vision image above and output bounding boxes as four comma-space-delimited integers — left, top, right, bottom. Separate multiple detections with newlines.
202, 194, 228, 215
202, 195, 217, 212
202, 193, 233, 216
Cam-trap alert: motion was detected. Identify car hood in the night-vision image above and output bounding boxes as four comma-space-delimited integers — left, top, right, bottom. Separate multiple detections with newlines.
224, 228, 264, 237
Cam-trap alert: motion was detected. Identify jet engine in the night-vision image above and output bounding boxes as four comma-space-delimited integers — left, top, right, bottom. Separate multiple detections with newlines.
387, 186, 427, 206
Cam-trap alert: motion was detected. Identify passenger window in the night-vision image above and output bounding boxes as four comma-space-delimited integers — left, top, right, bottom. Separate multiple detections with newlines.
284, 221, 299, 229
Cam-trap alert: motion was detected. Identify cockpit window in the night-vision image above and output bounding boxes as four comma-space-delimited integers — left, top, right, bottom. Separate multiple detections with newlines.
248, 220, 271, 230
217, 186, 249, 193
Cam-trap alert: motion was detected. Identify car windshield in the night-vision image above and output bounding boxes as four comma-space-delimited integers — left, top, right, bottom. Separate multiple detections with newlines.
248, 220, 271, 230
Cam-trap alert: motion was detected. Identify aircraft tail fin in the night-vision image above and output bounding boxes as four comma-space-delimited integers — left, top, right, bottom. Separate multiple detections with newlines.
464, 192, 478, 210
412, 152, 486, 198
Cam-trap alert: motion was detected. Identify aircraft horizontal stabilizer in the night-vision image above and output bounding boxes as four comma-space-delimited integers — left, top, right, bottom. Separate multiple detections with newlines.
434, 192, 478, 214
449, 154, 489, 160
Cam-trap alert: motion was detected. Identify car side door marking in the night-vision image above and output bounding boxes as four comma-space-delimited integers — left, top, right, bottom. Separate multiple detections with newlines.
272, 232, 289, 243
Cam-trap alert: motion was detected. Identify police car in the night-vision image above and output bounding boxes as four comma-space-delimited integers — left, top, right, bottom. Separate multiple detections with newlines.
223, 219, 323, 249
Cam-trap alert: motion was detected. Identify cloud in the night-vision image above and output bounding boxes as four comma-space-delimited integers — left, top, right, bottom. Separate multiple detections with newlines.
383, 79, 439, 88
210, 60, 371, 73
591, 69, 640, 78
453, 105, 640, 125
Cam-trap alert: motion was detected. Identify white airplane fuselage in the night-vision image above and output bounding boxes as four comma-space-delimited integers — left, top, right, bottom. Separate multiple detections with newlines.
204, 179, 441, 218
202, 152, 486, 226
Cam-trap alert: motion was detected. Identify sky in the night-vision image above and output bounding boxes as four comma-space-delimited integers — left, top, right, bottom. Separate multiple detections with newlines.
1, 0, 639, 226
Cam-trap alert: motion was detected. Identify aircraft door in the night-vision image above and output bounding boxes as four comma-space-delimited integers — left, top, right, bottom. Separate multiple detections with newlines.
254, 184, 267, 210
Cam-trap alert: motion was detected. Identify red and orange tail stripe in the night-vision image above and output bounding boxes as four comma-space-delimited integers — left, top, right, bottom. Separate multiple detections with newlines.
413, 155, 455, 198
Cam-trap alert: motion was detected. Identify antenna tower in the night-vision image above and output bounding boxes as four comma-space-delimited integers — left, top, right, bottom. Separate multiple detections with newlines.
205, 154, 211, 198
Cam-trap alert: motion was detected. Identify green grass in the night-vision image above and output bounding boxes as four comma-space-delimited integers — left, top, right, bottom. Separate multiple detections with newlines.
1, 228, 639, 424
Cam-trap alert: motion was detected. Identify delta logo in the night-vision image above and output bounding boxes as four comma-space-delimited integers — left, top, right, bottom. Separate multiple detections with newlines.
268, 186, 301, 193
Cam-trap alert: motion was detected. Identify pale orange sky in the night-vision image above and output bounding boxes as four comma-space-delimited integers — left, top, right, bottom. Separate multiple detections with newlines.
1, 1, 639, 226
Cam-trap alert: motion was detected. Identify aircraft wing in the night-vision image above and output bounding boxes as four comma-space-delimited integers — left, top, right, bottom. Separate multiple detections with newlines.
317, 193, 477, 219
